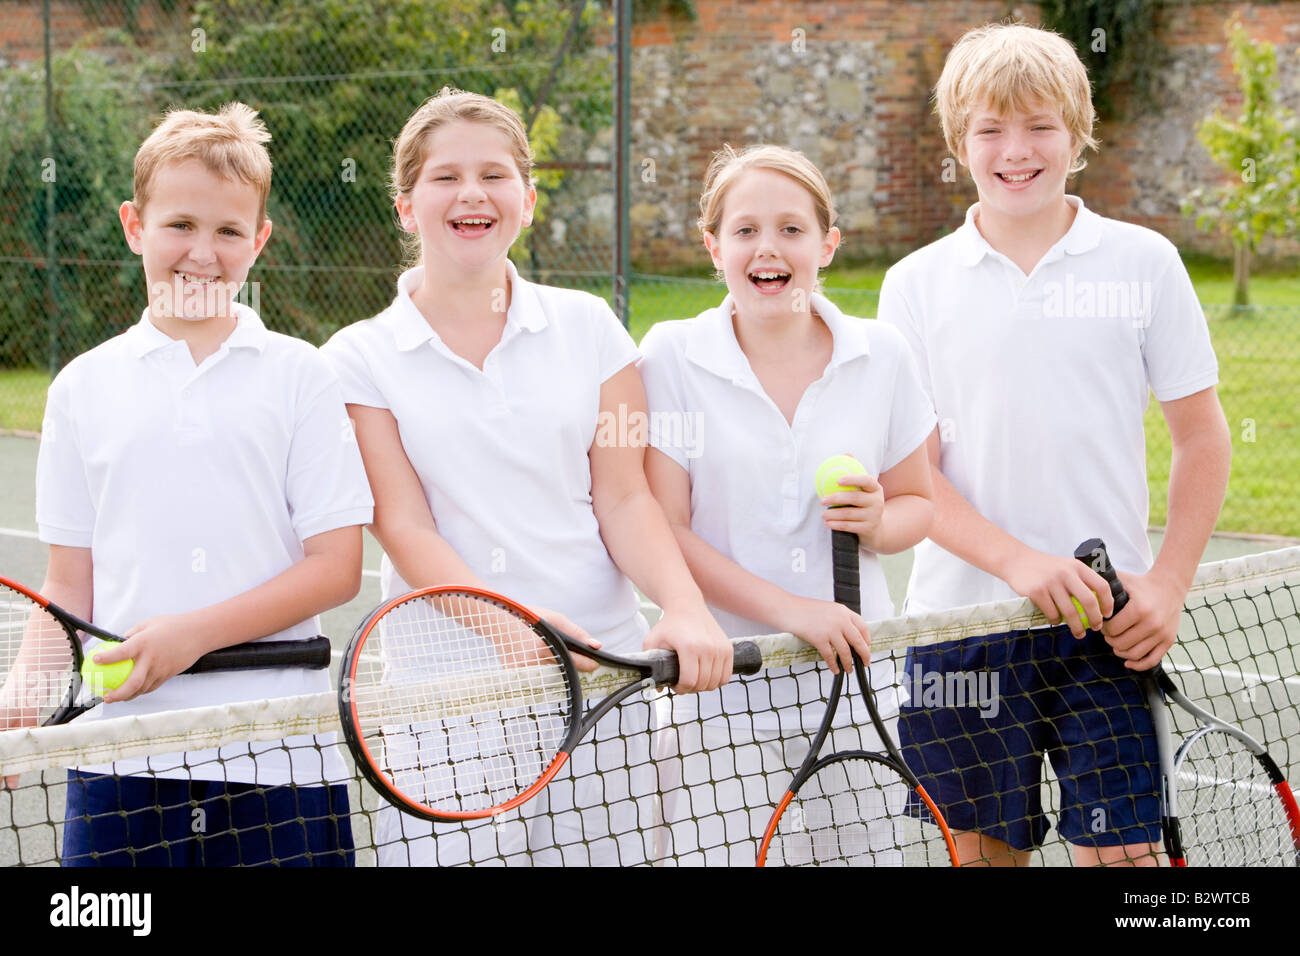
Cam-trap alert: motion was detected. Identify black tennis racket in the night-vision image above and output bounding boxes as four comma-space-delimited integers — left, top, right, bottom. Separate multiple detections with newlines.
0, 575, 331, 729
1075, 538, 1300, 867
338, 585, 762, 822
757, 527, 960, 866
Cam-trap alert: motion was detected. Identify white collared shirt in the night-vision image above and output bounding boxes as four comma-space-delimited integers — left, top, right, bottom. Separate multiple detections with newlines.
639, 293, 936, 730
879, 196, 1219, 613
321, 261, 646, 649
36, 304, 374, 783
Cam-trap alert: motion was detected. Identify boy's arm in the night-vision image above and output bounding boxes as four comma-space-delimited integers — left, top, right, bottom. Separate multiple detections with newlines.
1104, 386, 1230, 669
96, 525, 363, 702
923, 428, 1112, 636
37, 544, 94, 622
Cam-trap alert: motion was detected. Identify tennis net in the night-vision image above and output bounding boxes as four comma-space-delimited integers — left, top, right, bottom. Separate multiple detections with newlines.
2, 546, 1297, 866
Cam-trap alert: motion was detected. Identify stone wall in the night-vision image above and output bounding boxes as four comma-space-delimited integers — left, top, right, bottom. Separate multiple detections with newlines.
631, 0, 1300, 268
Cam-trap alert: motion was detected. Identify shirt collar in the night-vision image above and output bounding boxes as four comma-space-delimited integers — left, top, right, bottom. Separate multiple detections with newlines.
684, 292, 870, 381
127, 302, 269, 358
386, 259, 547, 353
955, 194, 1102, 267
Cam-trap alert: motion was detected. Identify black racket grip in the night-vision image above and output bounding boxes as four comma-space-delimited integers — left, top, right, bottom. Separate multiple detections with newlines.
182, 635, 332, 674
651, 639, 763, 687
831, 529, 861, 614
1074, 538, 1129, 617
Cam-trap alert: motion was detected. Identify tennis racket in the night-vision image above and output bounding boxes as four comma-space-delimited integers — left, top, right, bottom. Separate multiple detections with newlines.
338, 585, 762, 822
1075, 538, 1300, 867
757, 527, 960, 866
0, 575, 331, 728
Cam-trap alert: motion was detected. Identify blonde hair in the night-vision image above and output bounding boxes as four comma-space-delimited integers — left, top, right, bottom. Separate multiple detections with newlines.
935, 22, 1099, 172
391, 87, 533, 199
698, 144, 837, 239
134, 103, 272, 223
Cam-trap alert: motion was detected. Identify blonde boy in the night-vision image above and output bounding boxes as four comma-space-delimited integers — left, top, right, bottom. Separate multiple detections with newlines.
29, 104, 373, 865
878, 23, 1230, 866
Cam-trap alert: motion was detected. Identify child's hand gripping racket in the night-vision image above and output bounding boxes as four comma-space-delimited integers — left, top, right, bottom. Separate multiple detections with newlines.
757, 456, 960, 866
0, 575, 331, 730
337, 585, 762, 822
1075, 539, 1300, 867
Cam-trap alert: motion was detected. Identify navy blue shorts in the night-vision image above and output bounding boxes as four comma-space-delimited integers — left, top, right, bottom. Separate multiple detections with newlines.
62, 771, 355, 867
897, 625, 1161, 851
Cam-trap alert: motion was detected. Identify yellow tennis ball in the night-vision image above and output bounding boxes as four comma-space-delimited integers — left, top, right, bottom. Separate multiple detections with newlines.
815, 454, 867, 499
1070, 596, 1092, 630
80, 641, 134, 694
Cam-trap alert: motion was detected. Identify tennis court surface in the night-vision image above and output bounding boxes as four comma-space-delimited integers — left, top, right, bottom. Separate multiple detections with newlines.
2, 545, 1296, 866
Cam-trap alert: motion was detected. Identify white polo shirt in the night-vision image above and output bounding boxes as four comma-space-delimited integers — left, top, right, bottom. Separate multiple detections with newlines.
36, 304, 374, 783
321, 261, 646, 651
879, 196, 1219, 613
639, 293, 936, 731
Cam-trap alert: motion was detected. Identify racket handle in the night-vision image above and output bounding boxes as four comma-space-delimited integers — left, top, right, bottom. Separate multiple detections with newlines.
182, 635, 332, 674
830, 529, 861, 614
732, 639, 763, 675
1074, 538, 1129, 616
650, 639, 763, 686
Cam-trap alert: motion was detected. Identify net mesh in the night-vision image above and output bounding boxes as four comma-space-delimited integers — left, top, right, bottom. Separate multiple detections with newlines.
2, 547, 1297, 867
1174, 729, 1298, 867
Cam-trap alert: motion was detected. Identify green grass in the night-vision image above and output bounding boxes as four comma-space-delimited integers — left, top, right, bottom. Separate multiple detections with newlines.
1144, 309, 1300, 539
4, 256, 1298, 537
0, 369, 50, 433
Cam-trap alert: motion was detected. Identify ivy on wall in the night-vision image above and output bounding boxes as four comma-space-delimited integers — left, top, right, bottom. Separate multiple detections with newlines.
1039, 0, 1160, 118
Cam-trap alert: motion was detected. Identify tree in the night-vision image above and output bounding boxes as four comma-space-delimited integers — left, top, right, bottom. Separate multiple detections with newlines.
165, 0, 612, 338
1183, 17, 1300, 308
0, 33, 156, 368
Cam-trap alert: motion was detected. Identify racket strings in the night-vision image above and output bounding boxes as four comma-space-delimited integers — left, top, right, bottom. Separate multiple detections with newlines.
349, 592, 574, 815
767, 756, 952, 866
1176, 731, 1295, 866
0, 585, 76, 729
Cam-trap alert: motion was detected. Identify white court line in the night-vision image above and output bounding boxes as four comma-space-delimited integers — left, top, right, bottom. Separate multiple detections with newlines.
1165, 659, 1300, 693
1177, 769, 1276, 797
0, 527, 39, 540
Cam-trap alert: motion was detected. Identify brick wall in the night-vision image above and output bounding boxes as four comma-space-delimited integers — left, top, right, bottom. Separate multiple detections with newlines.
632, 0, 1300, 266
0, 0, 174, 60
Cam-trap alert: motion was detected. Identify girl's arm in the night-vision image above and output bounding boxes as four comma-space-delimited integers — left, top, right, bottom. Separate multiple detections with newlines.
344, 403, 600, 665
819, 442, 934, 555
645, 447, 872, 674
347, 404, 483, 590
589, 365, 734, 693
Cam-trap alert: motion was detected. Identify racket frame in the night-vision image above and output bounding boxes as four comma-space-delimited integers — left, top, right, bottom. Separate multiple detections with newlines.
1075, 538, 1300, 867
339, 584, 760, 823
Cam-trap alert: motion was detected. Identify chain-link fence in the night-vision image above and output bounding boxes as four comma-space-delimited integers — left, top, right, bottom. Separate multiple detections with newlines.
1, 2, 1297, 539
0, 0, 615, 392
